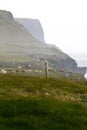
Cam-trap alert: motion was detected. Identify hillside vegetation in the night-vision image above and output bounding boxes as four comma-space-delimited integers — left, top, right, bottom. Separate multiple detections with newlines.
0, 74, 87, 129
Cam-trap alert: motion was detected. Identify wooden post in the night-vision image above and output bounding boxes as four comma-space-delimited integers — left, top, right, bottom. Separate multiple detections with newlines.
45, 61, 49, 77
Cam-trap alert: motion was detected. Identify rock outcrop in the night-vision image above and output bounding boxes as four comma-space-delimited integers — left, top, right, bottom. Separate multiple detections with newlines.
0, 10, 86, 75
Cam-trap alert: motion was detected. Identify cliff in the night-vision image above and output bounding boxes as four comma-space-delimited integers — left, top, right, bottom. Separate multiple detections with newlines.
15, 18, 45, 43
0, 10, 86, 75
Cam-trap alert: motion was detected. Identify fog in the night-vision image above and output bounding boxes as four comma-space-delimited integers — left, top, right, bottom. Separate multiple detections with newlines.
0, 0, 87, 67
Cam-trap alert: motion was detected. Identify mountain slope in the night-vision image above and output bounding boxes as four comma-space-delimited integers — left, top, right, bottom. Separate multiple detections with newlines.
0, 10, 86, 75
0, 10, 68, 57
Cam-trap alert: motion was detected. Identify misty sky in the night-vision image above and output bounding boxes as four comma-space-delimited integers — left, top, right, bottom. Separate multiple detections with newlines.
0, 0, 87, 66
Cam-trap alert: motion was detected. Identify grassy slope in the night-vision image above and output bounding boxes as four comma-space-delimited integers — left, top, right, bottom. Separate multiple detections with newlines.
0, 75, 87, 129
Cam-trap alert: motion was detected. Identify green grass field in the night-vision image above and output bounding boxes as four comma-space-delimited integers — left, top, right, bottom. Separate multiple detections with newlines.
0, 74, 87, 129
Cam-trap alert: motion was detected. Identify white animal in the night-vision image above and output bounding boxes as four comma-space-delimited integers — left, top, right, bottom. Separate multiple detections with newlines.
84, 70, 87, 80
29, 69, 32, 72
1, 69, 7, 74
35, 70, 38, 73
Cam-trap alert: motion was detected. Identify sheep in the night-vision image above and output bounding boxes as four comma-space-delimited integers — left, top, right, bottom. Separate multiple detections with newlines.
1, 69, 7, 74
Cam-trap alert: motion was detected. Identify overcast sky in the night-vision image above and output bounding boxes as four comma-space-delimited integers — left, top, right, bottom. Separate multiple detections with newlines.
0, 0, 87, 66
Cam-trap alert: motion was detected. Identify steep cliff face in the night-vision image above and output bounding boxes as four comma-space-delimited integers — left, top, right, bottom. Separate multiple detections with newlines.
0, 10, 13, 21
15, 18, 45, 43
0, 10, 86, 75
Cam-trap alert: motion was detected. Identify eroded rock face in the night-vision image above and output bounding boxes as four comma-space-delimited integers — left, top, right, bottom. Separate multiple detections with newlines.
0, 10, 13, 21
15, 18, 45, 43
0, 10, 86, 75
